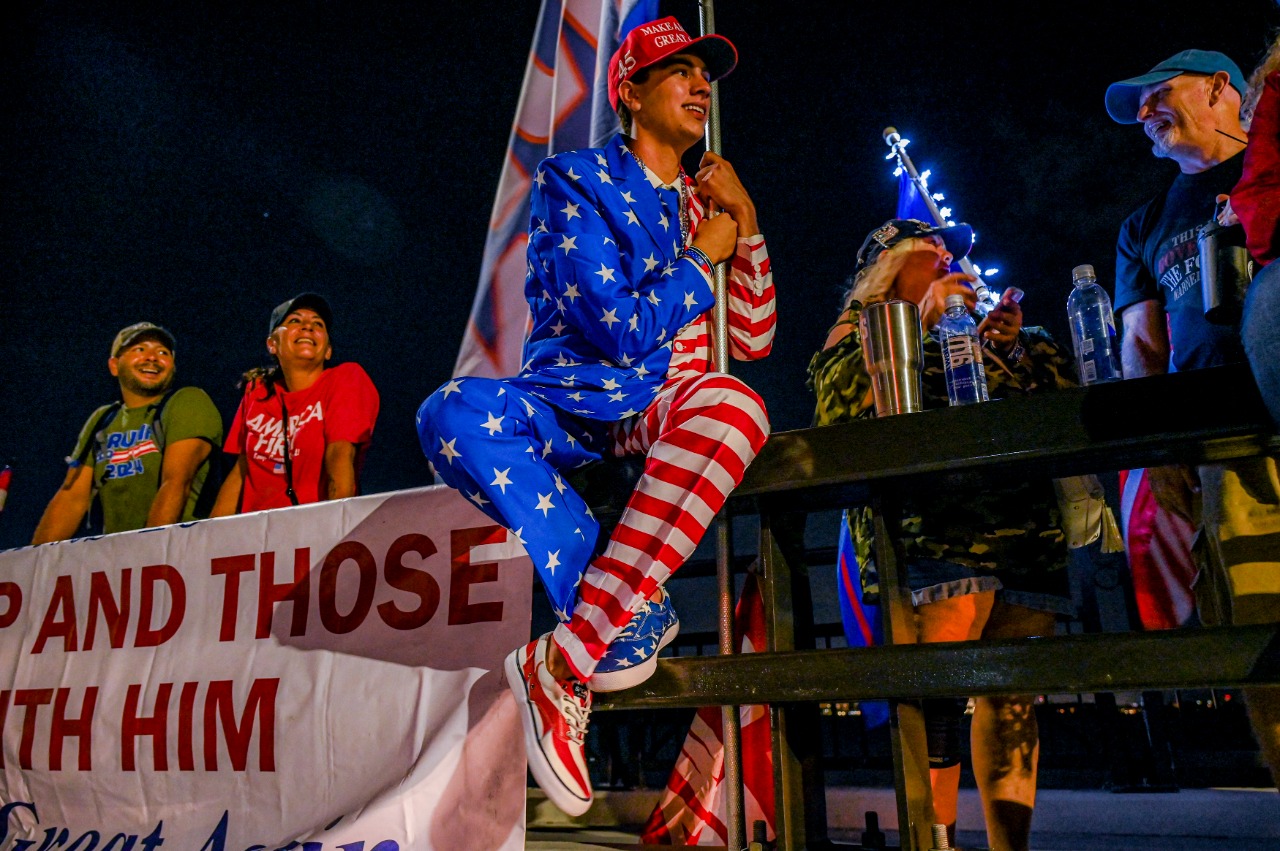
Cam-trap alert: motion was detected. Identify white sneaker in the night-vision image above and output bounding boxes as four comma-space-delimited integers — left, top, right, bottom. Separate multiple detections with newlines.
504, 633, 593, 816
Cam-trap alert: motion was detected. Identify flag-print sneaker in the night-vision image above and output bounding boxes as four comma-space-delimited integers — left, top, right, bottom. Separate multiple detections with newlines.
589, 587, 680, 693
504, 633, 593, 816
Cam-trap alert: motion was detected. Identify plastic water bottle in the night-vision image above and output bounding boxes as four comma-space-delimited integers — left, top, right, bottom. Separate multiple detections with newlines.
1067, 264, 1123, 385
938, 293, 988, 405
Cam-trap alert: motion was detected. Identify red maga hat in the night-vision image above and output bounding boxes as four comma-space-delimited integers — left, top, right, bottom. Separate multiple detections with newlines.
607, 16, 737, 111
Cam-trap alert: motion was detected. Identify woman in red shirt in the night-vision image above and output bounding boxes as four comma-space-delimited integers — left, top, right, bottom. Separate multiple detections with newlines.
212, 293, 380, 515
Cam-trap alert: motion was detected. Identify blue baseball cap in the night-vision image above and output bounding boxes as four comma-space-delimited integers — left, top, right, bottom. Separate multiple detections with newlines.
854, 219, 974, 274
1105, 49, 1246, 124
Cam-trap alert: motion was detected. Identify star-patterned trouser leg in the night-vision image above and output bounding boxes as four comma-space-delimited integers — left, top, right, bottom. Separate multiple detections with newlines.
552, 373, 770, 680
416, 377, 605, 618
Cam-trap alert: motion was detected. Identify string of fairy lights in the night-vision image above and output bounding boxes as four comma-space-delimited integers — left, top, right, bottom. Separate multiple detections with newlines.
886, 134, 1000, 280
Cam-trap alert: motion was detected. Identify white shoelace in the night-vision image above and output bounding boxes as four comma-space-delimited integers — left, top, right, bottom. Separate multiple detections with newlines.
561, 684, 592, 745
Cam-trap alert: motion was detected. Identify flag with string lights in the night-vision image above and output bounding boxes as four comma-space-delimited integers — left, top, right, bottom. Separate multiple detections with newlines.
453, 0, 658, 378
884, 128, 1002, 297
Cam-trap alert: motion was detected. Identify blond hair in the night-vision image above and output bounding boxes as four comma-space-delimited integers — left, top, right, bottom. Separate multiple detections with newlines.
1243, 32, 1280, 128
841, 238, 929, 312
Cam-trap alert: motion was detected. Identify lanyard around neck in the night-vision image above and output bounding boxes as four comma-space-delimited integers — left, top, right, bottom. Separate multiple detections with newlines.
279, 395, 300, 506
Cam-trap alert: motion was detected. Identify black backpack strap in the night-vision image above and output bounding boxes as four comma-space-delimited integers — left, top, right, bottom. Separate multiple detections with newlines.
76, 402, 122, 467
78, 390, 176, 471
149, 388, 179, 453
76, 401, 120, 533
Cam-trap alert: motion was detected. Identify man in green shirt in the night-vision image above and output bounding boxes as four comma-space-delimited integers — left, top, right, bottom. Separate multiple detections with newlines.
32, 322, 224, 542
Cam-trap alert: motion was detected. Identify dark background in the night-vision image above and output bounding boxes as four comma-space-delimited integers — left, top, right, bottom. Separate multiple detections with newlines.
3, 0, 1278, 549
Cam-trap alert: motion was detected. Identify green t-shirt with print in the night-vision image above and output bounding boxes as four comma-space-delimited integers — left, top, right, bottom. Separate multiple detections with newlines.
69, 386, 224, 534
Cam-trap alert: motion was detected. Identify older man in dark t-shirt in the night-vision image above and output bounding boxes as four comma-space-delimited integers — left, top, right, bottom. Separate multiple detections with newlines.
1114, 155, 1245, 372
1108, 49, 1280, 789
1108, 49, 1250, 517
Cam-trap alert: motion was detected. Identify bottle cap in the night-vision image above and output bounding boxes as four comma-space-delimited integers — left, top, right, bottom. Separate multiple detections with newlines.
1071, 264, 1097, 285
944, 293, 967, 310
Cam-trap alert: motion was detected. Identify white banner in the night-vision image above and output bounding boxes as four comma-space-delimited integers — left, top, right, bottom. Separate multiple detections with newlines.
0, 486, 533, 850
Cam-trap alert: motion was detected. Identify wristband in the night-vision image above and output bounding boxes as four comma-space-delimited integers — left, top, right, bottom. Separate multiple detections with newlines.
985, 333, 1026, 365
681, 245, 714, 277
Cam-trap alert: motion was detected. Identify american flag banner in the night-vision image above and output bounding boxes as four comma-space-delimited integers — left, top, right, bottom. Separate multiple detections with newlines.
1119, 468, 1198, 630
453, 0, 658, 378
640, 573, 775, 845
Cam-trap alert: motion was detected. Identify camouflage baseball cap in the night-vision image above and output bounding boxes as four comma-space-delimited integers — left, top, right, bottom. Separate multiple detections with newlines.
111, 322, 176, 358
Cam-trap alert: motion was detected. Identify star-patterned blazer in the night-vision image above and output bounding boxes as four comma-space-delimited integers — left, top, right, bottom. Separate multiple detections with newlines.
510, 133, 776, 421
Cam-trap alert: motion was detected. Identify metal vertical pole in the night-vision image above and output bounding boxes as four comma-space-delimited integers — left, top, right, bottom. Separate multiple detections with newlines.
716, 512, 744, 851
700, 0, 731, 376
699, 2, 744, 849
760, 515, 809, 851
873, 497, 929, 851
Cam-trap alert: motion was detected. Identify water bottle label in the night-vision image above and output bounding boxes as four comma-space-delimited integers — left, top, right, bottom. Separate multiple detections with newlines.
1082, 360, 1097, 384
944, 335, 977, 368
943, 334, 987, 403
1079, 337, 1095, 355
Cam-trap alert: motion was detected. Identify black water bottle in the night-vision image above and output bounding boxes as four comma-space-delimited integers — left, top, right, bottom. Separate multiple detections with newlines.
1198, 202, 1254, 325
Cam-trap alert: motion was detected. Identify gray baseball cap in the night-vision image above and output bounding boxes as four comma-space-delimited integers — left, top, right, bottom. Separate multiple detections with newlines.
268, 292, 334, 335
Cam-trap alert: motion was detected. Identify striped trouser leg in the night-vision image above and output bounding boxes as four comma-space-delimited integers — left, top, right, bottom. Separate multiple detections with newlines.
552, 373, 770, 680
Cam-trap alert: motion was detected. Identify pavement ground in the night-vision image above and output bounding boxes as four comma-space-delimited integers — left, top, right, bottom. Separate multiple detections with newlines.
525, 786, 1280, 850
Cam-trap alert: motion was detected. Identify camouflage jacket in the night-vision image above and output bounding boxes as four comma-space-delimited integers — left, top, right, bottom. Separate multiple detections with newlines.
807, 300, 1078, 600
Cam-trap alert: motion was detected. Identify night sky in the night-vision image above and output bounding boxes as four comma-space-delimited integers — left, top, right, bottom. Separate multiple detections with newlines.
3, 0, 1278, 549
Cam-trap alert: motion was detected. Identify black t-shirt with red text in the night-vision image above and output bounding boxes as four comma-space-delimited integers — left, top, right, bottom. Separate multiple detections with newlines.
1115, 154, 1246, 372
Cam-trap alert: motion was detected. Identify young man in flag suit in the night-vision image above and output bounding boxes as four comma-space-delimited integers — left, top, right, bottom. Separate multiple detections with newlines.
416, 16, 775, 815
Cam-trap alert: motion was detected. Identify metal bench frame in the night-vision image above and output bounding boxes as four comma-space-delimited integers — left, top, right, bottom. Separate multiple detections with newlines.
596, 364, 1280, 850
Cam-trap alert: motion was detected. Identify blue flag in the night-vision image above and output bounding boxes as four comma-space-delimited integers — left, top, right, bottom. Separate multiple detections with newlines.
836, 510, 890, 728
896, 169, 933, 222
896, 169, 973, 278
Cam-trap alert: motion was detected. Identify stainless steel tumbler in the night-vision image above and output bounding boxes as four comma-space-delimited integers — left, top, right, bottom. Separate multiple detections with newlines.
859, 299, 924, 417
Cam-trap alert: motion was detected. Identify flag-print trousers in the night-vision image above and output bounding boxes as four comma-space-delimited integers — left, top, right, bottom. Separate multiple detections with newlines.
416, 373, 770, 680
